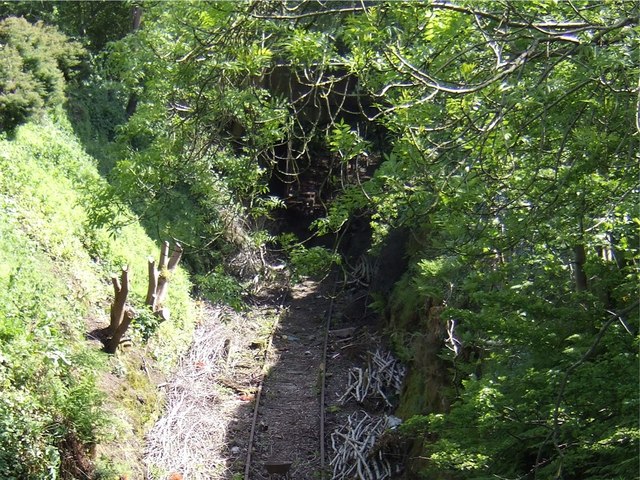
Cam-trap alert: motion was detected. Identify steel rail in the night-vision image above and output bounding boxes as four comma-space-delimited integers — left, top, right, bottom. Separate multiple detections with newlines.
244, 306, 282, 480
319, 275, 338, 479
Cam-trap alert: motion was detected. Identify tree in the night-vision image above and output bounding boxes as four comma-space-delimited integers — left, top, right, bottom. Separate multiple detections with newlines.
201, 1, 637, 477
0, 1, 134, 52
313, 1, 638, 478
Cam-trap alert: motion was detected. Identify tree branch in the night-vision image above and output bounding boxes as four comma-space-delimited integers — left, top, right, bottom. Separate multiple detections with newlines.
388, 39, 538, 95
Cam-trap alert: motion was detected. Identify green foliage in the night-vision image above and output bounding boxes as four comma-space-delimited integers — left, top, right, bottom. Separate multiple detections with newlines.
87, 4, 638, 477
402, 328, 639, 478
52, 1, 134, 53
312, 1, 639, 478
194, 267, 247, 311
94, 2, 293, 270
0, 207, 103, 479
284, 28, 334, 66
278, 233, 340, 280
0, 17, 84, 131
328, 119, 370, 161
0, 115, 196, 477
415, 256, 462, 302
387, 273, 423, 331
5, 2, 631, 477
289, 245, 340, 280
132, 307, 163, 341
65, 71, 129, 171
0, 1, 134, 52
394, 252, 639, 478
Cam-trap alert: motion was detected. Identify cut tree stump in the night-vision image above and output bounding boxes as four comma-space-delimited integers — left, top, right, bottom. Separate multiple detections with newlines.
104, 306, 138, 354
105, 241, 182, 353
107, 266, 129, 337
146, 241, 183, 313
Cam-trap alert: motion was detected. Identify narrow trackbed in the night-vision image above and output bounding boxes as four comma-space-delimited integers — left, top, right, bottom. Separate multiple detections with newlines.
246, 279, 331, 479
144, 278, 342, 480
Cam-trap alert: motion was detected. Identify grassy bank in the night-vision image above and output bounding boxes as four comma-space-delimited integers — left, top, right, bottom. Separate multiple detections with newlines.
0, 113, 196, 479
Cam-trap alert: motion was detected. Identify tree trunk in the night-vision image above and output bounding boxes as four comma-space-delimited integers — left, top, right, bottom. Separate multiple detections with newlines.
108, 266, 129, 336
154, 242, 183, 310
159, 240, 170, 270
131, 5, 142, 30
146, 241, 183, 312
104, 306, 137, 354
105, 241, 182, 354
145, 256, 158, 307
573, 244, 588, 292
125, 95, 138, 119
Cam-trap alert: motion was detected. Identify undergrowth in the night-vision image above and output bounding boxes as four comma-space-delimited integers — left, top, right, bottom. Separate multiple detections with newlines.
0, 113, 196, 479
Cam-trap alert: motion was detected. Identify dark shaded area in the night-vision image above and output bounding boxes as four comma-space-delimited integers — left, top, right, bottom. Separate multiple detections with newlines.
59, 431, 95, 480
0, 1, 133, 52
369, 227, 411, 296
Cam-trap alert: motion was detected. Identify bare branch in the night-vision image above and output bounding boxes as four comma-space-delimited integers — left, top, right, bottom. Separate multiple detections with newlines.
431, 1, 598, 30
388, 39, 538, 95
250, 6, 365, 20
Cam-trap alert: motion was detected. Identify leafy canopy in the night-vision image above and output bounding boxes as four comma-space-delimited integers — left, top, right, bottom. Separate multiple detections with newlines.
82, 2, 638, 477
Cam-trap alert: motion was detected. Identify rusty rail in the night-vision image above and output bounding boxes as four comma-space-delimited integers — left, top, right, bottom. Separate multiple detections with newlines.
244, 307, 282, 480
319, 277, 338, 479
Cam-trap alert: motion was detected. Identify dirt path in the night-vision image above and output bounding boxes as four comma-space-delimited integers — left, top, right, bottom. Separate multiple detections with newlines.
247, 280, 330, 479
143, 279, 338, 480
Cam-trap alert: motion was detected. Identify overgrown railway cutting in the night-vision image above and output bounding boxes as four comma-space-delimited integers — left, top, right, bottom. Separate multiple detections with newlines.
242, 277, 406, 480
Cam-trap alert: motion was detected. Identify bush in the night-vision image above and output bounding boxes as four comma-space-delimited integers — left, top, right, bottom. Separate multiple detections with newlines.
277, 233, 341, 281
0, 17, 84, 131
194, 266, 247, 311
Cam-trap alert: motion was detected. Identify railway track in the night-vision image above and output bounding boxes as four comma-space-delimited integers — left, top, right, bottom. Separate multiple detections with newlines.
241, 268, 404, 480
242, 278, 338, 480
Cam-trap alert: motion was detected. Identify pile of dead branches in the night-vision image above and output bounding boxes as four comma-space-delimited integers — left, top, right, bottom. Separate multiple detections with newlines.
338, 349, 406, 407
329, 411, 400, 480
144, 306, 233, 479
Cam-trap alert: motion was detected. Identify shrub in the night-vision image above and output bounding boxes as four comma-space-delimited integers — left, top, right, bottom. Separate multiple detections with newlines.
194, 266, 247, 311
0, 17, 84, 131
277, 233, 341, 281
